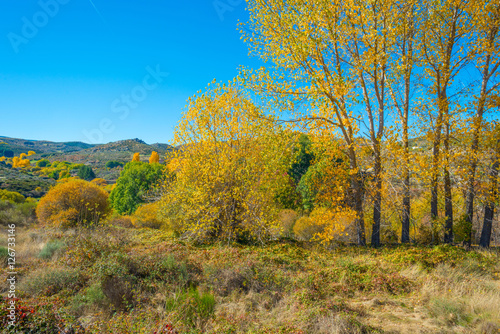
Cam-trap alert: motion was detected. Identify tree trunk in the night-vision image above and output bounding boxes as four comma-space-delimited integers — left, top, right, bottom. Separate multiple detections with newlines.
353, 174, 366, 246
345, 145, 366, 246
443, 118, 453, 243
401, 124, 411, 243
371, 149, 382, 247
480, 136, 500, 247
430, 137, 441, 244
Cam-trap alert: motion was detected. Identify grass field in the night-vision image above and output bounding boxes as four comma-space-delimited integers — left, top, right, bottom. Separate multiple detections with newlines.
1, 225, 499, 333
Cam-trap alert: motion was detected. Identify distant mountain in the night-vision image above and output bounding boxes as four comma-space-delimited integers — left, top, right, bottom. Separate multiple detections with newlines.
0, 136, 173, 166
0, 136, 95, 155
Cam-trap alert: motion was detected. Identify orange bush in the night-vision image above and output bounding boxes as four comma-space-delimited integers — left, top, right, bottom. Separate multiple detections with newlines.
36, 179, 111, 228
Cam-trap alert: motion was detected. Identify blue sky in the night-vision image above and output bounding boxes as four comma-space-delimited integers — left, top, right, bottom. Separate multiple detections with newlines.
0, 0, 260, 144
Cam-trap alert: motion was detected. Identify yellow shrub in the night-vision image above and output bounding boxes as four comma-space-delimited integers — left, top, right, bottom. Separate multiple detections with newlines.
91, 178, 108, 187
133, 202, 162, 229
293, 207, 352, 243
36, 179, 110, 228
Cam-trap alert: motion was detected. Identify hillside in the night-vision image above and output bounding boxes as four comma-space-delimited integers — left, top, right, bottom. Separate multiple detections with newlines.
42, 138, 173, 167
0, 136, 94, 156
0, 136, 174, 192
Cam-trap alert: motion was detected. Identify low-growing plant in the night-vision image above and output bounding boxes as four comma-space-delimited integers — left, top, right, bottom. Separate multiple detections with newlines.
0, 246, 8, 265
38, 240, 65, 260
165, 288, 216, 328
428, 297, 472, 326
19, 267, 86, 297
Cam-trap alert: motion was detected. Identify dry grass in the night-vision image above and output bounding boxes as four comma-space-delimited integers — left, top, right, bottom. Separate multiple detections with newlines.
1, 227, 500, 333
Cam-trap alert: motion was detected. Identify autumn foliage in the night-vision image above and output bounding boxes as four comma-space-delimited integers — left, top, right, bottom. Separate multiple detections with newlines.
36, 179, 111, 228
159, 82, 290, 242
149, 151, 160, 164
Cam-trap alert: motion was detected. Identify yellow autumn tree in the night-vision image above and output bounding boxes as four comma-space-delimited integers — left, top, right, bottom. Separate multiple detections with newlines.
17, 159, 31, 168
159, 81, 291, 243
27, 151, 36, 156
19, 153, 27, 159
132, 153, 140, 162
36, 179, 110, 228
149, 151, 160, 164
11, 157, 20, 168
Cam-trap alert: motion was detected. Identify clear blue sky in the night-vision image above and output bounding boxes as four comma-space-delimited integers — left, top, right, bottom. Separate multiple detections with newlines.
0, 0, 260, 144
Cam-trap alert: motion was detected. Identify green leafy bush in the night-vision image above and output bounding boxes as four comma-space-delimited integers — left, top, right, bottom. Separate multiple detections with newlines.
36, 159, 51, 167
77, 165, 96, 181
109, 161, 163, 215
105, 161, 124, 169
0, 189, 25, 203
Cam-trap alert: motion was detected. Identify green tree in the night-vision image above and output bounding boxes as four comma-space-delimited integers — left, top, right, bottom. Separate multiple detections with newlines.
109, 161, 163, 215
289, 134, 314, 185
36, 159, 51, 168
78, 165, 96, 181
105, 161, 124, 169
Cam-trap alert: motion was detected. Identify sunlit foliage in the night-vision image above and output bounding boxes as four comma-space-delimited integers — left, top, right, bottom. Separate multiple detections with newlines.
36, 179, 110, 228
149, 151, 160, 164
159, 82, 291, 243
109, 161, 163, 215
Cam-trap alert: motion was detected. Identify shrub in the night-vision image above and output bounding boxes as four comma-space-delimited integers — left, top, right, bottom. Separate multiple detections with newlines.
0, 246, 8, 265
133, 202, 162, 229
36, 179, 110, 228
36, 159, 51, 167
101, 275, 135, 311
38, 240, 65, 260
0, 199, 35, 226
293, 214, 324, 241
108, 215, 135, 228
77, 165, 96, 181
91, 178, 107, 187
165, 288, 216, 328
0, 189, 25, 203
20, 267, 85, 296
105, 161, 124, 169
278, 209, 299, 237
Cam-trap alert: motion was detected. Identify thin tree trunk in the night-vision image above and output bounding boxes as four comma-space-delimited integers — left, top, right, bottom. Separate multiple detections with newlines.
347, 148, 366, 246
464, 39, 496, 245
480, 135, 500, 247
371, 149, 382, 247
430, 127, 442, 244
401, 129, 411, 243
443, 118, 453, 243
